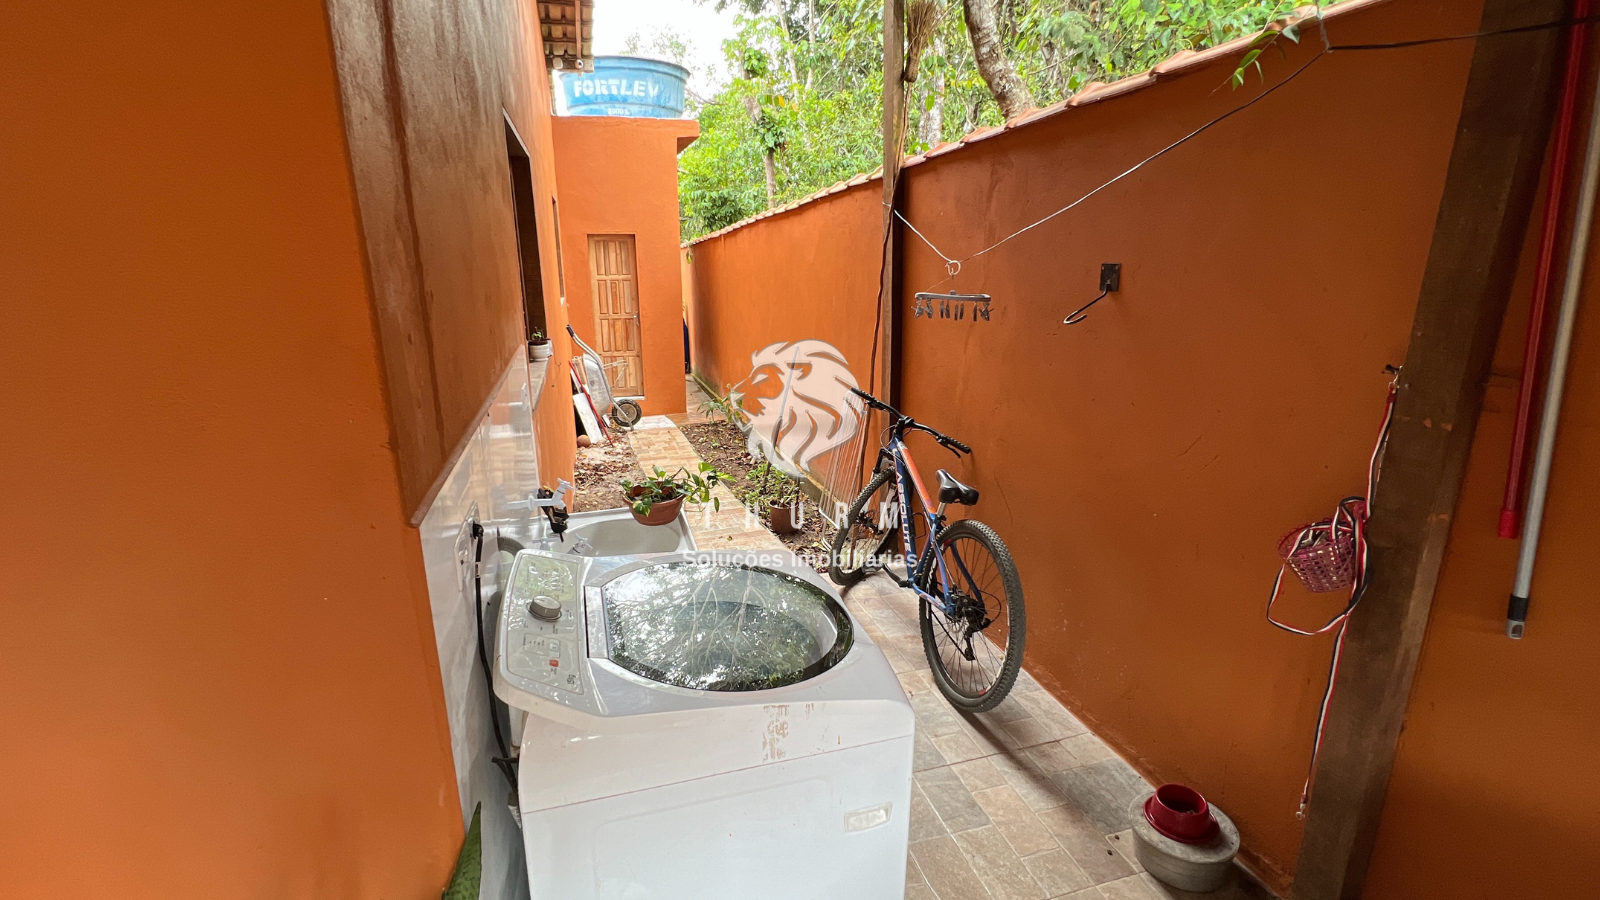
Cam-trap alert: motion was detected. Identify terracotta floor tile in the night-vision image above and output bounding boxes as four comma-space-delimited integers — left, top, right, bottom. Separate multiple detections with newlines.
953, 825, 1047, 900
913, 730, 948, 772
917, 765, 992, 833
910, 835, 991, 900
1055, 734, 1117, 767
1022, 848, 1095, 898
973, 694, 1035, 725
1024, 740, 1083, 775
973, 784, 1060, 858
1098, 874, 1164, 900
1036, 805, 1137, 885
907, 849, 927, 886
910, 691, 966, 738
959, 712, 1021, 756
991, 753, 1069, 812
952, 757, 1007, 792
931, 728, 987, 765
876, 613, 922, 638
1051, 760, 1146, 834
910, 781, 948, 842
1003, 715, 1072, 749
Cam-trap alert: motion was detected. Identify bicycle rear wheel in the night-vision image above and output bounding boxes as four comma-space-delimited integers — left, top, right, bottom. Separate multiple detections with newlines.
828, 470, 900, 587
918, 520, 1025, 711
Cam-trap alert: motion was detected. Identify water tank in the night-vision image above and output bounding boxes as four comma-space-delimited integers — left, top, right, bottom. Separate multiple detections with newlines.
561, 56, 688, 118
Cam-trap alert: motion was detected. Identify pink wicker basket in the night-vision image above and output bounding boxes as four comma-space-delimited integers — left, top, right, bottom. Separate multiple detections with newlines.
1277, 500, 1365, 593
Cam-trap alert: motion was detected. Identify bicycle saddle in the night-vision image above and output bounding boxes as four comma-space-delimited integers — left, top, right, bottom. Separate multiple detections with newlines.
937, 469, 979, 506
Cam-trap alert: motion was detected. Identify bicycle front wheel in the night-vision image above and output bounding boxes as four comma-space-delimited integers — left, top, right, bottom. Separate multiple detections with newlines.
919, 520, 1025, 712
828, 470, 899, 587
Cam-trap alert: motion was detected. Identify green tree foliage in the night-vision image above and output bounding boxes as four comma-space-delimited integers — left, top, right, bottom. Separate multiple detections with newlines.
679, 0, 1321, 240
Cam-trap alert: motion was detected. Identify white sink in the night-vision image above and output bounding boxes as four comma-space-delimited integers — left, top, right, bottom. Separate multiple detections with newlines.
517, 507, 696, 557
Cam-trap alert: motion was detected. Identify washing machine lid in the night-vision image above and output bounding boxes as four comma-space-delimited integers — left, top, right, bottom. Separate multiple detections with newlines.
598, 560, 853, 692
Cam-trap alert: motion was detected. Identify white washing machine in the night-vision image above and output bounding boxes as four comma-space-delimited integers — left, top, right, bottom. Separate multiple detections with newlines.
493, 549, 915, 900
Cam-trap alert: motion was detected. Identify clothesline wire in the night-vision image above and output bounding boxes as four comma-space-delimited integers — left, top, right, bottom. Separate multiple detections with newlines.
893, 47, 1326, 286
892, 12, 1595, 288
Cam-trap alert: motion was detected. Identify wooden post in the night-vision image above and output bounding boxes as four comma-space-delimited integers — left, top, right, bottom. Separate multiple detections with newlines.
878, 0, 903, 403
1290, 2, 1566, 898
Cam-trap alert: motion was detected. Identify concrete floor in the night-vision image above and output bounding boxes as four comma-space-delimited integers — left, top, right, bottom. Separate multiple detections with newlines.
636, 384, 1274, 900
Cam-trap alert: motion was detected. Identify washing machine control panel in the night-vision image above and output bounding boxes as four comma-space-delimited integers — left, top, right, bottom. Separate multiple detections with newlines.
502, 551, 587, 696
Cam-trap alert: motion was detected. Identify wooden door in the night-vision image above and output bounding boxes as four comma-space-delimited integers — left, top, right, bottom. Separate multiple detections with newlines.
587, 234, 644, 397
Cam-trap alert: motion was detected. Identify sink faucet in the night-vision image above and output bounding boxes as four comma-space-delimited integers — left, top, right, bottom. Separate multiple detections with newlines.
529, 480, 573, 540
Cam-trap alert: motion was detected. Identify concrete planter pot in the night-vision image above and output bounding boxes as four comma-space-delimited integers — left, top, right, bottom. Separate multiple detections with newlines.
529, 340, 552, 361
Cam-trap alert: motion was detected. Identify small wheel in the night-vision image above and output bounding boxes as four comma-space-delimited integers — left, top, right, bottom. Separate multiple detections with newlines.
918, 520, 1025, 712
611, 399, 643, 429
828, 471, 900, 587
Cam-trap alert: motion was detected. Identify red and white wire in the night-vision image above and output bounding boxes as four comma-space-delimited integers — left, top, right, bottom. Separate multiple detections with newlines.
1268, 380, 1397, 817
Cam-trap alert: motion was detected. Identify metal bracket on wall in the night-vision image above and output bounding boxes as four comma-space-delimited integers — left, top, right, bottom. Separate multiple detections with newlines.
914, 291, 992, 322
1063, 263, 1122, 325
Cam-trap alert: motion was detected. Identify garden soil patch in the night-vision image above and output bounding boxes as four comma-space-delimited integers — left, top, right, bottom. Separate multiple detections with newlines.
572, 438, 642, 513
681, 421, 834, 564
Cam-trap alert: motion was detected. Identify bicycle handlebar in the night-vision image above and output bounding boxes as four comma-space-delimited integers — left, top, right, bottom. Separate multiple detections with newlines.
848, 387, 971, 454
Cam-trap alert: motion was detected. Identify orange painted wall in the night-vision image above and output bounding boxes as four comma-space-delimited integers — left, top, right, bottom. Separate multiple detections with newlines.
0, 0, 574, 897
684, 1, 1486, 889
1361, 49, 1600, 900
554, 115, 700, 415
328, 0, 578, 510
688, 184, 884, 397
0, 1, 460, 897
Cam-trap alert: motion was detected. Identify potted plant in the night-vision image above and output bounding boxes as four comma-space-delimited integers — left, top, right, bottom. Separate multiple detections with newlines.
529, 330, 552, 361
744, 462, 806, 534
623, 463, 725, 526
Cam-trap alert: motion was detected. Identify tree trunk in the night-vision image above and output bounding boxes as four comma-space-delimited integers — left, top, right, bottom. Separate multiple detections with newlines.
805, 0, 815, 92
779, 6, 799, 84
962, 0, 1033, 119
917, 36, 945, 146
742, 93, 779, 208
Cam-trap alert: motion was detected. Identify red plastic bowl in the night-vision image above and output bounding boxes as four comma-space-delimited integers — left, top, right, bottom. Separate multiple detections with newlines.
1143, 783, 1220, 845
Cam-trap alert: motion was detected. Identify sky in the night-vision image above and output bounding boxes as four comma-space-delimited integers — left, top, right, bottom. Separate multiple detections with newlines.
590, 0, 740, 98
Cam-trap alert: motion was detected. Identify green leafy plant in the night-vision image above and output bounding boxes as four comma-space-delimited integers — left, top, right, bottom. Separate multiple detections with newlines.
623, 463, 728, 516
530, 329, 547, 343
698, 387, 748, 425
743, 461, 803, 509
440, 804, 481, 900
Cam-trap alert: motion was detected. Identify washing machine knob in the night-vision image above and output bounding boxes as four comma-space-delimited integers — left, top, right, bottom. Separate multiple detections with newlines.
528, 594, 562, 621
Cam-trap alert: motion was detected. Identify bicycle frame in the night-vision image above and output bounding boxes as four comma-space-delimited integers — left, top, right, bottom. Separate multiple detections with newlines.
878, 437, 961, 619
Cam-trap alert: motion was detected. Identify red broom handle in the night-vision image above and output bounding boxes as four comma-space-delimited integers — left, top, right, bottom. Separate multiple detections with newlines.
1501, 0, 1593, 539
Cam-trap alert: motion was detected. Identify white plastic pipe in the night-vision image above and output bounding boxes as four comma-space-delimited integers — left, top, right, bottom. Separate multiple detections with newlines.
1506, 63, 1600, 640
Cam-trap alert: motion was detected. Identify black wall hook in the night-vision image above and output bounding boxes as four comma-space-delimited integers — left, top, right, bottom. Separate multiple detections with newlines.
1063, 263, 1121, 325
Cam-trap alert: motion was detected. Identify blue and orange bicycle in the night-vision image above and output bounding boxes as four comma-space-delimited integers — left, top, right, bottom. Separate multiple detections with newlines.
829, 387, 1026, 711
